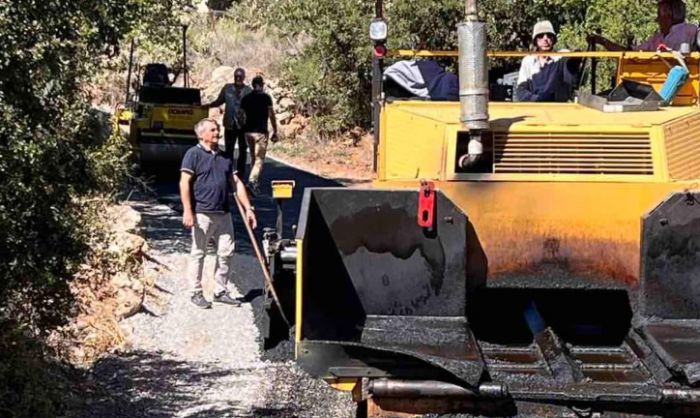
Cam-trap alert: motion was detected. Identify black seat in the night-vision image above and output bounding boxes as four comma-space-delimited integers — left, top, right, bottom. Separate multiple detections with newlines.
142, 63, 171, 87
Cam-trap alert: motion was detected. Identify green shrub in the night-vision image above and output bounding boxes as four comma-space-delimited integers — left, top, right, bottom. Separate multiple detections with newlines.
0, 320, 74, 418
0, 0, 187, 325
0, 1, 187, 416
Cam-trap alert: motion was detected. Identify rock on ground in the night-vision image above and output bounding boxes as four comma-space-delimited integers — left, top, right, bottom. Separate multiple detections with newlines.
67, 201, 356, 418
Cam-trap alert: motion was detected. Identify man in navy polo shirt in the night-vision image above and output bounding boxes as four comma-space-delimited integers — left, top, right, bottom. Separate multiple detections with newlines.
180, 118, 257, 309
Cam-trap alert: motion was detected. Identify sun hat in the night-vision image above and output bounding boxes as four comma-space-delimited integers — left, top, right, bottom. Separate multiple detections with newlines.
532, 20, 556, 41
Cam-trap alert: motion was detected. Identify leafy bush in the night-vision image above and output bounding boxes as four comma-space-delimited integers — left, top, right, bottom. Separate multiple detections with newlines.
0, 1, 187, 416
227, 0, 700, 136
0, 0, 186, 325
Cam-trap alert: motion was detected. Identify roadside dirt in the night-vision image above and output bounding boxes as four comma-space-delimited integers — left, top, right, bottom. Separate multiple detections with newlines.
268, 134, 374, 185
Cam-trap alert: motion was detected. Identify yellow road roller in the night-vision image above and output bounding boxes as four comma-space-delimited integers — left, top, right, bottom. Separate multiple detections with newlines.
263, 1, 700, 416
116, 26, 207, 167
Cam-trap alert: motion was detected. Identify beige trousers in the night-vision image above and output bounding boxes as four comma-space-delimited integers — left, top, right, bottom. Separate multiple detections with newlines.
245, 132, 268, 184
187, 212, 235, 295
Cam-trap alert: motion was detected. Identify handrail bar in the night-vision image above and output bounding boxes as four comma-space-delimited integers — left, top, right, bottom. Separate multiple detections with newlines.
388, 50, 700, 59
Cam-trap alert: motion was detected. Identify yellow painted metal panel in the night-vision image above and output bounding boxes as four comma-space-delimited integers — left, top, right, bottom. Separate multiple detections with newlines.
386, 101, 695, 128
381, 101, 700, 183
295, 238, 303, 356
271, 180, 295, 199
664, 112, 700, 180
649, 125, 669, 181
379, 102, 389, 180
326, 379, 358, 392
150, 105, 209, 131
373, 180, 695, 286
382, 105, 446, 180
617, 54, 700, 106
133, 118, 151, 130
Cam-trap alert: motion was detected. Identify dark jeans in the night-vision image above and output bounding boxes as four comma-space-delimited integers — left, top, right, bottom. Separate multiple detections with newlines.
224, 128, 247, 180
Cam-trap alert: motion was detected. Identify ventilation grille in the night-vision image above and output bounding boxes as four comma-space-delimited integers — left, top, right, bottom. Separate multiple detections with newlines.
493, 132, 654, 175
665, 113, 700, 180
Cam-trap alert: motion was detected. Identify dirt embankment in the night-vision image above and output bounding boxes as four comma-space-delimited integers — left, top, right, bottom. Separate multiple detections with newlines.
48, 203, 151, 365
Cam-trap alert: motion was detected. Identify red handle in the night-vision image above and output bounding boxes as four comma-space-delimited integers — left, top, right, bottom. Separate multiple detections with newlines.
417, 180, 435, 228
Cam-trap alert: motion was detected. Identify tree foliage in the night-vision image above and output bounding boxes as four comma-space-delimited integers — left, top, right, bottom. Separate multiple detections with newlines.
0, 0, 187, 326
229, 0, 375, 136
1, 2, 189, 414
228, 0, 700, 135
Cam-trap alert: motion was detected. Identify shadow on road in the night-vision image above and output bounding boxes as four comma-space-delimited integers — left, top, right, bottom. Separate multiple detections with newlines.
129, 201, 191, 255
69, 350, 295, 418
239, 288, 264, 303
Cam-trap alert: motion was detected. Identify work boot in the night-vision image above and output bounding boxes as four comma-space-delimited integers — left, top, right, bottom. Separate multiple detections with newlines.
213, 291, 242, 306
191, 291, 212, 309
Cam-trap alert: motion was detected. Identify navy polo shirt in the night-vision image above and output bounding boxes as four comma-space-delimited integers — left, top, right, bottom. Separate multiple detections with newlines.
181, 144, 235, 213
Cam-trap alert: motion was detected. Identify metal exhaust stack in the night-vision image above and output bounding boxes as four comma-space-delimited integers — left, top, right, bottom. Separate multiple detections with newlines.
458, 0, 489, 168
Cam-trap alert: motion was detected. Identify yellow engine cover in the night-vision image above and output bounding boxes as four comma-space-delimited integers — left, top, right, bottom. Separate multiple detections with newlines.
377, 100, 700, 287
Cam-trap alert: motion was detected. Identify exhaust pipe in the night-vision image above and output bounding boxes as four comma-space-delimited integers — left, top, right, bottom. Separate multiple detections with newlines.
458, 0, 489, 168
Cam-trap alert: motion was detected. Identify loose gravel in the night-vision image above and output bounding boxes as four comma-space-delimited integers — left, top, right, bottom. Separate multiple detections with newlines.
67, 184, 356, 418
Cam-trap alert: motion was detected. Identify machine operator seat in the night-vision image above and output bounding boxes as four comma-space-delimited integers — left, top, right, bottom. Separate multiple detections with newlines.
142, 63, 172, 88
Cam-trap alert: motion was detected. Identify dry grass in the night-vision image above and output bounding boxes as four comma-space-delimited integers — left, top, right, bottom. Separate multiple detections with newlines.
269, 133, 375, 184
187, 13, 290, 99
87, 11, 290, 110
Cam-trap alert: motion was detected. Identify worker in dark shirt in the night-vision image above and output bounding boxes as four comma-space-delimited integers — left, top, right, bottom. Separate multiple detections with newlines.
205, 68, 252, 178
516, 59, 581, 102
180, 118, 257, 309
240, 76, 278, 195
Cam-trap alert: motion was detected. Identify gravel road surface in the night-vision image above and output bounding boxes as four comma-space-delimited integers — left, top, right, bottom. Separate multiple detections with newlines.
67, 158, 358, 418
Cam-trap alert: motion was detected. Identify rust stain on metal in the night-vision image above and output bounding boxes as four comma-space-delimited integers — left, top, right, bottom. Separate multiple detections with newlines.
481, 226, 639, 286
542, 237, 560, 260
367, 397, 480, 417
